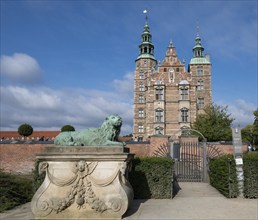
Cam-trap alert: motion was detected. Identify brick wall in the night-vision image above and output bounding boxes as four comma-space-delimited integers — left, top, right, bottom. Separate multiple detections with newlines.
0, 141, 248, 174
0, 144, 54, 174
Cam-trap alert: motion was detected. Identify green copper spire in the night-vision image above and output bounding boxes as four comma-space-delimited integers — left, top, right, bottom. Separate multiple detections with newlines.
189, 28, 211, 65
193, 34, 204, 57
136, 9, 155, 60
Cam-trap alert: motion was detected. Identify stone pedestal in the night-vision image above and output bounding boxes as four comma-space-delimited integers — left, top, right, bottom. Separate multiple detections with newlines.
31, 147, 134, 219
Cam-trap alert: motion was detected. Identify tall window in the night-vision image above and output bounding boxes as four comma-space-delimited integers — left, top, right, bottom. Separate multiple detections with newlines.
139, 83, 144, 91
197, 80, 204, 90
180, 88, 189, 100
138, 124, 144, 133
155, 87, 164, 100
139, 71, 144, 79
155, 126, 164, 135
138, 95, 144, 103
181, 108, 189, 122
197, 66, 203, 76
155, 109, 164, 122
197, 97, 204, 109
138, 109, 144, 117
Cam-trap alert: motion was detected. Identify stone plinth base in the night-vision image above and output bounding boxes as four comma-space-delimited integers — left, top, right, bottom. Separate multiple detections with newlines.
31, 147, 134, 219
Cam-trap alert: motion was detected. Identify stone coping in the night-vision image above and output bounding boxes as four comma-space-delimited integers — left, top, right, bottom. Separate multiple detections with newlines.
36, 146, 133, 162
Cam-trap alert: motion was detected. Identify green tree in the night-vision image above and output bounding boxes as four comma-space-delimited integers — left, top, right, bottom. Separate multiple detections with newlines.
61, 125, 75, 132
18, 123, 33, 137
243, 109, 258, 147
192, 103, 234, 142
241, 124, 255, 145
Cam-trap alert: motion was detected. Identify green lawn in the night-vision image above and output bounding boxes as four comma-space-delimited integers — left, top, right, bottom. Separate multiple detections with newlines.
0, 171, 34, 212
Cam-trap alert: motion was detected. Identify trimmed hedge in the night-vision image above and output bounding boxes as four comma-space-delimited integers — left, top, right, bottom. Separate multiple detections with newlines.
128, 157, 173, 199
243, 152, 258, 198
209, 154, 239, 198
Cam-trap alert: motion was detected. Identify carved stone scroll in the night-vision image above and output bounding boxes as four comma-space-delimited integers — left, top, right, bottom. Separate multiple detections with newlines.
31, 147, 134, 219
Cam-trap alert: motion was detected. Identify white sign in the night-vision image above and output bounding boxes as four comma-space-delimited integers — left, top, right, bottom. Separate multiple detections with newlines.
235, 157, 243, 165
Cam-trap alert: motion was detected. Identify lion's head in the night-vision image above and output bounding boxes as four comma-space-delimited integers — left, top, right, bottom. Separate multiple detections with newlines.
101, 114, 122, 141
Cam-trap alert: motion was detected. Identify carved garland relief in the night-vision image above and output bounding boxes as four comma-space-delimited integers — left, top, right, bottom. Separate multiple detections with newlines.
33, 160, 128, 217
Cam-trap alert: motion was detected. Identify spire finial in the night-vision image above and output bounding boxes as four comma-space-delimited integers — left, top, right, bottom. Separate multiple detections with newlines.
168, 39, 174, 48
143, 9, 148, 24
196, 19, 200, 37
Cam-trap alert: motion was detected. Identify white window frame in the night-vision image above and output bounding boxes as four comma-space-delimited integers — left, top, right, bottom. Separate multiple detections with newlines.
139, 83, 145, 91
138, 109, 144, 117
155, 109, 164, 122
180, 87, 189, 100
138, 124, 144, 133
138, 95, 144, 103
197, 80, 204, 90
181, 108, 189, 122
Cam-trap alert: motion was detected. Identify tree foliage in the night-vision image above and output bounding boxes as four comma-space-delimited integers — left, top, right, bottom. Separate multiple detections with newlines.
18, 123, 33, 137
61, 125, 75, 132
242, 109, 258, 146
192, 103, 234, 142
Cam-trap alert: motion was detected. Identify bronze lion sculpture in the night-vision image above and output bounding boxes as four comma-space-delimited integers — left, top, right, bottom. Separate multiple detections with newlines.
54, 114, 124, 146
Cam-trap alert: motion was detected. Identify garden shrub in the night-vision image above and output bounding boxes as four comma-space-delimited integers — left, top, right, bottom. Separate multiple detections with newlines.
243, 152, 258, 198
129, 157, 173, 199
209, 154, 239, 198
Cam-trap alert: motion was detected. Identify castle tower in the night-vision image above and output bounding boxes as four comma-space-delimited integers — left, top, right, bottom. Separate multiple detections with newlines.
188, 33, 212, 114
133, 11, 157, 141
133, 15, 212, 141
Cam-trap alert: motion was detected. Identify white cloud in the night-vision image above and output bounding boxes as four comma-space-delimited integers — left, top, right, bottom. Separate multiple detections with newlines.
218, 99, 256, 128
0, 53, 42, 82
113, 72, 134, 95
0, 72, 134, 135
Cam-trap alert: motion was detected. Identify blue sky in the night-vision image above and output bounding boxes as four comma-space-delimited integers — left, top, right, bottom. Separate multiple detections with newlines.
1, 0, 257, 135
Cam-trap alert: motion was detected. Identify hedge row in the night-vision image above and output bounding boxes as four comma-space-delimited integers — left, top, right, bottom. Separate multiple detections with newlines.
209, 154, 239, 198
128, 157, 173, 199
243, 152, 258, 198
